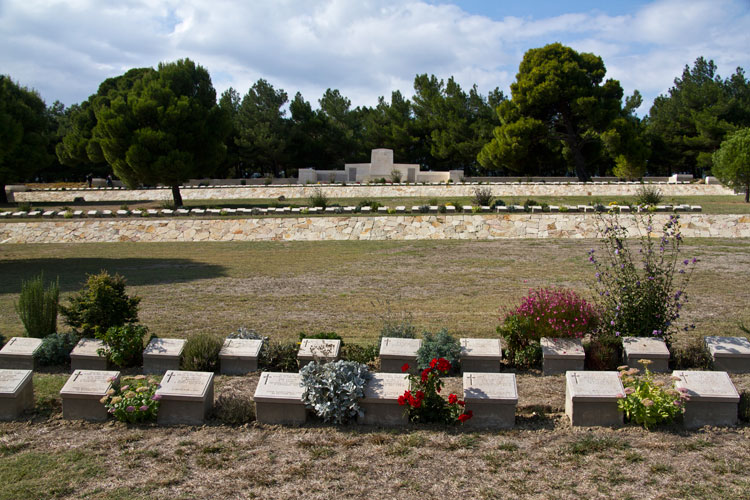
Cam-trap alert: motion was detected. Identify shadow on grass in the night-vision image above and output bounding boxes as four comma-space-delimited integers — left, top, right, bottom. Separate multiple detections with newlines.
0, 258, 228, 294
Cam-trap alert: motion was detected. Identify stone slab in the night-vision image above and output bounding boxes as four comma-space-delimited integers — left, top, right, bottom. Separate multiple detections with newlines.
143, 338, 186, 374
60, 369, 119, 421
673, 370, 740, 428
622, 337, 670, 373
463, 372, 517, 428
0, 337, 43, 370
254, 372, 306, 425
156, 370, 214, 425
358, 373, 410, 426
0, 369, 34, 420
219, 338, 263, 375
705, 336, 750, 373
379, 337, 421, 374
460, 338, 502, 372
541, 338, 585, 375
70, 338, 108, 371
297, 339, 341, 367
565, 371, 624, 426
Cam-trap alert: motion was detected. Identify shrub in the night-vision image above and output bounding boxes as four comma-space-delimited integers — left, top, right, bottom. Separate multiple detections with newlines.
300, 360, 370, 424
374, 300, 417, 352
416, 329, 460, 370
34, 332, 78, 366
617, 362, 686, 429
181, 333, 223, 372
589, 211, 697, 346
492, 199, 506, 208
357, 199, 382, 211
584, 334, 622, 370
213, 391, 255, 425
497, 315, 541, 370
473, 187, 494, 207
340, 343, 378, 366
635, 185, 663, 206
389, 169, 402, 183
398, 358, 471, 424
59, 271, 140, 337
510, 287, 600, 340
15, 272, 59, 338
523, 198, 540, 212
309, 187, 328, 208
298, 331, 344, 344
100, 375, 160, 423
671, 337, 712, 369
228, 326, 268, 342
260, 341, 299, 372
739, 391, 750, 423
97, 324, 149, 368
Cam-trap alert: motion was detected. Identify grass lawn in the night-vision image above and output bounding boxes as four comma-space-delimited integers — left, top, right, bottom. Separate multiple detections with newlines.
1, 238, 749, 499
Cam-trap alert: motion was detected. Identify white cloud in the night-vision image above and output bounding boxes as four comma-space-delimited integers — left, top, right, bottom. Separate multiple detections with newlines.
0, 0, 747, 117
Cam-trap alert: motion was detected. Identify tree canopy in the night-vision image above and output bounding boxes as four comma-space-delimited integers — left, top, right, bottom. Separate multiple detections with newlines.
92, 59, 230, 205
712, 127, 750, 202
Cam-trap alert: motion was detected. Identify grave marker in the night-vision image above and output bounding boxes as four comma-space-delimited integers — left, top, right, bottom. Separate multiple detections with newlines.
463, 372, 517, 428
143, 338, 186, 374
704, 336, 750, 373
70, 338, 108, 371
60, 369, 119, 421
622, 337, 670, 372
565, 371, 624, 426
379, 337, 422, 374
253, 372, 306, 424
673, 370, 740, 428
459, 338, 502, 372
219, 338, 263, 375
297, 339, 341, 368
0, 369, 34, 420
155, 370, 214, 425
0, 337, 43, 370
358, 373, 410, 425
541, 338, 585, 375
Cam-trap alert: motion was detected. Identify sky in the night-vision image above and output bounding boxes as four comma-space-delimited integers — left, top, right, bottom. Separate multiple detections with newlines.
1, 0, 749, 116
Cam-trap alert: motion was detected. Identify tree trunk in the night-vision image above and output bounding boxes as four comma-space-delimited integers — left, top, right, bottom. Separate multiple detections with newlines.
0, 183, 7, 205
560, 108, 591, 182
745, 185, 749, 203
171, 185, 183, 207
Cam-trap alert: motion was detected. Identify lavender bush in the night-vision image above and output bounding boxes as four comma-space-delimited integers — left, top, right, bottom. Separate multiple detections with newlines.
589, 210, 697, 346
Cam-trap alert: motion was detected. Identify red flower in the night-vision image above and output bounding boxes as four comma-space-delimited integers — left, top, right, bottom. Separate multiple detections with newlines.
457, 400, 465, 407
436, 358, 451, 373
421, 368, 431, 383
457, 410, 473, 423
401, 363, 410, 373
415, 390, 425, 402
397, 395, 406, 405
448, 394, 458, 405
429, 358, 438, 369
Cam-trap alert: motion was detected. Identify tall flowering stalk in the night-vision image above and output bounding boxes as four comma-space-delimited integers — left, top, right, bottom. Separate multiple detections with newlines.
398, 358, 472, 424
589, 209, 697, 346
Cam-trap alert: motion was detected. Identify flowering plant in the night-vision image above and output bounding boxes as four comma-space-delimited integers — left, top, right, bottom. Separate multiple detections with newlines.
617, 360, 686, 429
398, 358, 472, 424
507, 287, 600, 340
590, 210, 697, 346
100, 375, 160, 423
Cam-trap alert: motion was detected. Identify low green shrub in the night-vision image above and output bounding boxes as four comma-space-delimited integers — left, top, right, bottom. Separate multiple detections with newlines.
301, 360, 370, 424
416, 329, 461, 371
181, 333, 223, 372
15, 272, 59, 338
260, 341, 299, 372
101, 375, 160, 423
498, 315, 541, 369
34, 332, 78, 366
617, 362, 686, 429
340, 343, 378, 366
97, 324, 149, 368
473, 186, 494, 207
309, 187, 328, 208
213, 391, 255, 425
671, 337, 712, 369
585, 334, 623, 370
60, 270, 140, 337
739, 391, 750, 423
635, 185, 663, 206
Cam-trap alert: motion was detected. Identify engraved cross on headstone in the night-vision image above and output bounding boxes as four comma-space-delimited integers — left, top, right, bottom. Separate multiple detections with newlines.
262, 373, 271, 385
165, 372, 175, 384
72, 371, 82, 382
466, 373, 476, 385
571, 372, 581, 384
7, 338, 16, 346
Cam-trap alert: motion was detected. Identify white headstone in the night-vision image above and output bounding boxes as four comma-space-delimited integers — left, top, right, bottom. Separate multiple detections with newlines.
463, 373, 517, 402
219, 338, 263, 359
0, 337, 42, 355
541, 338, 585, 359
156, 370, 213, 401
673, 371, 740, 402
379, 338, 421, 358
253, 372, 304, 402
566, 371, 624, 401
60, 370, 119, 397
362, 373, 409, 402
460, 338, 502, 359
0, 369, 33, 394
622, 337, 670, 358
705, 336, 750, 358
71, 338, 106, 357
143, 338, 186, 357
297, 339, 341, 360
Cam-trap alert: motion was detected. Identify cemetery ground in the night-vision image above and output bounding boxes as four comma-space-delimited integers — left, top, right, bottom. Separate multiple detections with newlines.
1, 238, 749, 499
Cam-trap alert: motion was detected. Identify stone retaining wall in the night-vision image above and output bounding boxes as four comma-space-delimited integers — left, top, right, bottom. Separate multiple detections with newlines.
2, 214, 748, 244
14, 182, 735, 203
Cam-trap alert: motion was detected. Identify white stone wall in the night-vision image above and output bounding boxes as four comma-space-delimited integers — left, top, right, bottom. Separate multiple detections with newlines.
2, 214, 748, 244
13, 182, 736, 203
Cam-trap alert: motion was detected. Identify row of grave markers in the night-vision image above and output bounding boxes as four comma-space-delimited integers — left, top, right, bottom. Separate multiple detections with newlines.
0, 367, 740, 429
2, 336, 749, 375
0, 204, 702, 219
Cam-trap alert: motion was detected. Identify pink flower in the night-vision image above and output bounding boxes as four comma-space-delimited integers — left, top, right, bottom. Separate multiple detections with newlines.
126, 406, 135, 412
139, 405, 149, 411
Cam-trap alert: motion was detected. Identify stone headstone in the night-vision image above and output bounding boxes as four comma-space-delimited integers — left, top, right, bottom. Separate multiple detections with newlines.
0, 337, 43, 370
254, 372, 306, 425
541, 338, 585, 375
379, 337, 421, 374
60, 369, 120, 421
70, 338, 108, 371
0, 369, 34, 420
358, 373, 410, 426
622, 337, 670, 372
459, 338, 502, 372
219, 338, 263, 375
297, 339, 341, 368
565, 371, 624, 426
673, 370, 740, 428
704, 336, 750, 373
463, 372, 517, 428
155, 370, 214, 425
143, 338, 186, 374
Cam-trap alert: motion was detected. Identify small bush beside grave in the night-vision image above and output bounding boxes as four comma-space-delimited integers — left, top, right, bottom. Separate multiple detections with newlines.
15, 272, 59, 338
300, 360, 370, 424
96, 324, 150, 368
181, 333, 223, 371
416, 329, 461, 370
617, 361, 686, 429
34, 332, 78, 366
100, 375, 160, 423
398, 358, 472, 424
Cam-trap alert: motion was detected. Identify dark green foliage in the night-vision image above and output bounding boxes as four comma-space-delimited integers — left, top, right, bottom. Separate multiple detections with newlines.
584, 334, 623, 370
635, 185, 663, 205
15, 272, 59, 338
712, 127, 750, 202
0, 333, 5, 347
298, 331, 343, 343
308, 188, 328, 208
416, 329, 461, 370
357, 199, 382, 211
181, 333, 223, 372
340, 343, 378, 366
567, 436, 629, 455
34, 332, 78, 366
213, 391, 255, 425
472, 186, 494, 206
260, 341, 299, 372
498, 315, 541, 370
59, 271, 140, 337
97, 324, 148, 368
671, 337, 712, 370
739, 391, 750, 423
